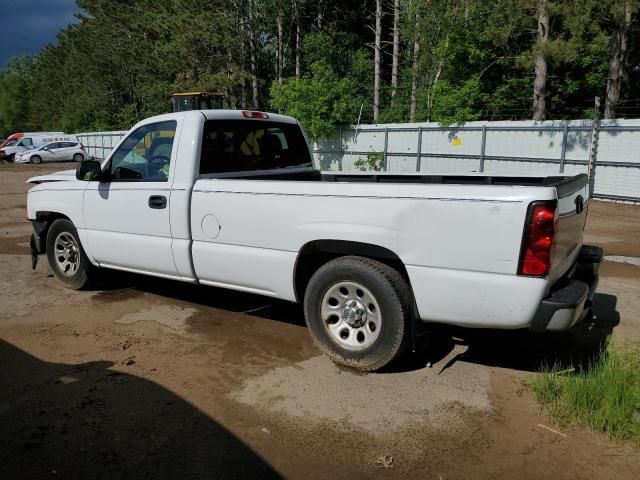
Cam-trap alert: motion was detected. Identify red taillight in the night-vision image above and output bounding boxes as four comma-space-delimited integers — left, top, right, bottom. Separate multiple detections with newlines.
518, 201, 557, 276
80, 144, 85, 151
242, 110, 269, 119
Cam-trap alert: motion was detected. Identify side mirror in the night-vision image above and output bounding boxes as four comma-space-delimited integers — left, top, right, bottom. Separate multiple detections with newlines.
76, 159, 103, 181
42, 146, 49, 151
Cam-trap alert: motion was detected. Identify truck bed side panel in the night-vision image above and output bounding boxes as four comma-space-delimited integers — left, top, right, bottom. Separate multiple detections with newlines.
190, 179, 552, 325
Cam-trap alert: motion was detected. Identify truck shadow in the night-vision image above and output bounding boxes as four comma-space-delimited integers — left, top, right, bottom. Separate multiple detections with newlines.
400, 293, 620, 374
98, 272, 620, 375
98, 271, 308, 328
0, 340, 280, 480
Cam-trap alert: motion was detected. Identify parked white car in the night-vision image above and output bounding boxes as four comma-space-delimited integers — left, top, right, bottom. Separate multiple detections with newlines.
15, 141, 88, 164
26, 110, 602, 371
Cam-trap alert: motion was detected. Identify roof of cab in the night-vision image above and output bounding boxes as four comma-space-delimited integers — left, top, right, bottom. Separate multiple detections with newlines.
135, 109, 299, 127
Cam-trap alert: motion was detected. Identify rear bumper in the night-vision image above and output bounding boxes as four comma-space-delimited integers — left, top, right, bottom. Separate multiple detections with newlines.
530, 245, 602, 332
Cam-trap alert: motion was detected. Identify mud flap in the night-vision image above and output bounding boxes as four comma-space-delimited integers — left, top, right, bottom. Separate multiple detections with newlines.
30, 220, 47, 270
30, 235, 39, 270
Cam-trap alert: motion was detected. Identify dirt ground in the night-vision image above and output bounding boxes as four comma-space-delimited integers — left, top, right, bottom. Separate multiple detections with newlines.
1, 163, 639, 479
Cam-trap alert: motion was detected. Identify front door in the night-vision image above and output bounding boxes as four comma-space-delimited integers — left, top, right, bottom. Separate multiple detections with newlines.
83, 120, 179, 276
43, 142, 62, 161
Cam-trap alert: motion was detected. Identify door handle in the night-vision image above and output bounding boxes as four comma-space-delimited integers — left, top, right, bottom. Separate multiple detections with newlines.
148, 195, 167, 209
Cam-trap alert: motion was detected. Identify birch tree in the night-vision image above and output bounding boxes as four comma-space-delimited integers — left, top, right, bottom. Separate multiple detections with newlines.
391, 0, 401, 101
373, 0, 382, 122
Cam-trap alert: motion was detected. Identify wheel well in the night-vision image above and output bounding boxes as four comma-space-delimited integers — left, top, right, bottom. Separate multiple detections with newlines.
293, 240, 411, 302
33, 212, 71, 253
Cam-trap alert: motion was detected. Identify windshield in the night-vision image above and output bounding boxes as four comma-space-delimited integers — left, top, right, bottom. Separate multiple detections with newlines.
5, 139, 18, 147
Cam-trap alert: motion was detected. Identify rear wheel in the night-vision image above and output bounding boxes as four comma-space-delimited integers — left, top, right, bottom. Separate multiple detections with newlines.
303, 256, 412, 371
46, 219, 98, 289
73, 153, 84, 162
30, 155, 42, 164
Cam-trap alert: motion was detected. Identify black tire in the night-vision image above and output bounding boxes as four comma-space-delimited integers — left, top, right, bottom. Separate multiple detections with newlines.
30, 155, 42, 165
73, 153, 84, 162
303, 256, 412, 372
6, 153, 15, 163
46, 219, 97, 289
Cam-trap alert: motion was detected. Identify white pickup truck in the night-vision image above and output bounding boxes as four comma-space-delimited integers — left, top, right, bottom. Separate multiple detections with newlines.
27, 110, 602, 371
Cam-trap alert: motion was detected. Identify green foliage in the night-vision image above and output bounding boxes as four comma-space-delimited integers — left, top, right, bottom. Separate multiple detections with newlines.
532, 341, 640, 445
423, 78, 483, 124
354, 151, 384, 171
270, 62, 363, 139
0, 57, 36, 134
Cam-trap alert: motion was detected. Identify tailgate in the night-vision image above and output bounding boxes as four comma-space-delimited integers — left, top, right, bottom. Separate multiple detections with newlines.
550, 174, 589, 278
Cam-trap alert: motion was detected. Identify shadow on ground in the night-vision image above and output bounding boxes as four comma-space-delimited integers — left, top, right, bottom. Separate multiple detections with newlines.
96, 271, 307, 328
102, 272, 621, 376
0, 340, 280, 480
394, 293, 620, 374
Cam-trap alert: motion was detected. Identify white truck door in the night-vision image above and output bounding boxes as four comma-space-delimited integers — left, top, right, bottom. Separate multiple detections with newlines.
83, 120, 179, 276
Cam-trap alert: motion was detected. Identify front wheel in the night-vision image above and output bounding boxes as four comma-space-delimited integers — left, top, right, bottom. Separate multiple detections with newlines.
303, 256, 412, 372
46, 219, 98, 289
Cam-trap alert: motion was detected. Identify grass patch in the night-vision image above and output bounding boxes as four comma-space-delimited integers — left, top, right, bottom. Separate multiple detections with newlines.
532, 341, 640, 445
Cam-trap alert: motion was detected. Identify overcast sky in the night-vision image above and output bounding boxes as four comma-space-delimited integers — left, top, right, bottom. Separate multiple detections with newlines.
0, 0, 81, 67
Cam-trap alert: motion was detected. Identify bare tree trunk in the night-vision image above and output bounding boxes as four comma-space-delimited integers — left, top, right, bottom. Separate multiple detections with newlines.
409, 13, 420, 123
248, 0, 259, 108
391, 0, 400, 101
238, 2, 247, 108
604, 2, 633, 119
277, 13, 283, 83
317, 0, 324, 29
295, 0, 301, 79
373, 0, 382, 122
532, 0, 549, 121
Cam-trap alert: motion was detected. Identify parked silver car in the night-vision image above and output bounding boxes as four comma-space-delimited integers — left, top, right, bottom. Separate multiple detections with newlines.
15, 141, 88, 164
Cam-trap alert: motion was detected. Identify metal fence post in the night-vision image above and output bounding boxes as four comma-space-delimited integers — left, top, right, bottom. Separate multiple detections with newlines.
559, 123, 568, 173
383, 127, 389, 171
416, 126, 423, 172
479, 125, 487, 172
338, 127, 343, 171
587, 97, 601, 198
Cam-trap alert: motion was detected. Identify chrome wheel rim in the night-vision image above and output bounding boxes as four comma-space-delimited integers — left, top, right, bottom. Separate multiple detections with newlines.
320, 281, 381, 351
54, 232, 80, 277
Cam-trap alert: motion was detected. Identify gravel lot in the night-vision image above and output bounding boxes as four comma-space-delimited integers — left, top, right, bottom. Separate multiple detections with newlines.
1, 163, 639, 479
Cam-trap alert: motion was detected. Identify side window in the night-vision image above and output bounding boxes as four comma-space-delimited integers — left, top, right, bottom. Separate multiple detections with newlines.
46, 143, 60, 149
20, 138, 33, 147
109, 121, 176, 182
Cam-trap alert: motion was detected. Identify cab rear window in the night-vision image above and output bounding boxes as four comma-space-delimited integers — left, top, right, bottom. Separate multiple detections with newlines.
199, 120, 311, 175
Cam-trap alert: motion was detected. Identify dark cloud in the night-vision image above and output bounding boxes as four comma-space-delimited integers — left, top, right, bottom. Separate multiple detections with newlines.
0, 0, 81, 67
